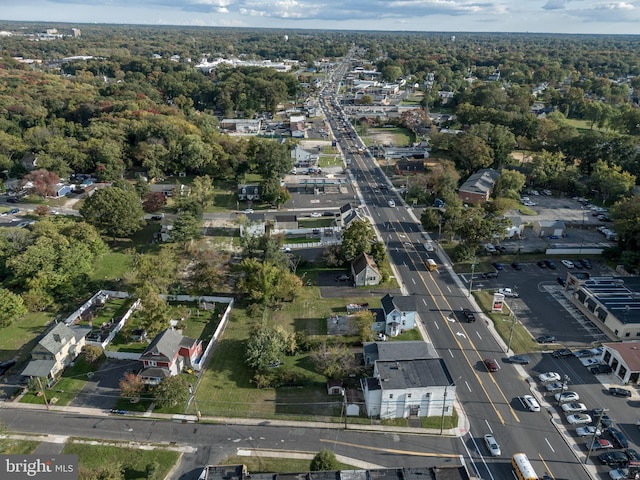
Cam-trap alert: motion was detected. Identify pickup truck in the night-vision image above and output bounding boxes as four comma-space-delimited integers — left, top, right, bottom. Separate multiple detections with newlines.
498, 288, 519, 298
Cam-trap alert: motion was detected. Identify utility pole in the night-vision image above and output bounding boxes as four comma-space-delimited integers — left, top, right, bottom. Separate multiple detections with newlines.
506, 286, 518, 353
585, 408, 608, 463
468, 258, 477, 297
36, 377, 50, 411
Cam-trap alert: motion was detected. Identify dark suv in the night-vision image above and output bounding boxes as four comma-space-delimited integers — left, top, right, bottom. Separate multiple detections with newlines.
462, 308, 476, 323
599, 451, 629, 467
609, 387, 632, 397
608, 427, 629, 449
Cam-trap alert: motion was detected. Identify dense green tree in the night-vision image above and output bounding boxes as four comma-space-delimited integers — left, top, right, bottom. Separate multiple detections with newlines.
340, 220, 376, 262
154, 374, 190, 408
493, 170, 526, 200
80, 186, 145, 239
190, 175, 215, 209
171, 212, 202, 243
245, 325, 287, 373
310, 449, 339, 472
590, 161, 636, 205
0, 287, 27, 327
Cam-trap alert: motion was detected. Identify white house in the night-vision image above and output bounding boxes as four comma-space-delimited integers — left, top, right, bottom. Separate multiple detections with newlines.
351, 253, 381, 287
362, 358, 455, 419
290, 145, 318, 168
372, 294, 417, 337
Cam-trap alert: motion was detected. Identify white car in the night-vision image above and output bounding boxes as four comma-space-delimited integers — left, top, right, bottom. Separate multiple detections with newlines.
498, 288, 519, 298
484, 433, 501, 456
538, 372, 561, 383
523, 201, 536, 206
388, 200, 395, 207
581, 358, 602, 367
555, 391, 580, 403
561, 402, 587, 413
566, 413, 592, 425
545, 382, 565, 392
561, 260, 575, 268
521, 395, 540, 412
576, 425, 601, 437
310, 212, 322, 218
609, 468, 630, 480
243, 209, 254, 214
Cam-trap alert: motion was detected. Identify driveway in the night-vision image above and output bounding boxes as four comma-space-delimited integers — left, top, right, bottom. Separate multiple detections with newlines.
69, 359, 141, 410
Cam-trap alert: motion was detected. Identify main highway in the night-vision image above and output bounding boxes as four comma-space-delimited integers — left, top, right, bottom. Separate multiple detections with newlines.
320, 61, 591, 480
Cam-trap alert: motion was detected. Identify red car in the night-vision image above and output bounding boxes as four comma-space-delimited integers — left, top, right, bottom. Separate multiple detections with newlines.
484, 359, 499, 372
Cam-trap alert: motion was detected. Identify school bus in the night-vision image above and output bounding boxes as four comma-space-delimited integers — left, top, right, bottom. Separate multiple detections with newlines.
511, 453, 538, 480
425, 259, 438, 272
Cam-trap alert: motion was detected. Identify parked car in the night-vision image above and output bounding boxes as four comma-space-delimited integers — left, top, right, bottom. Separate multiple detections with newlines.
561, 260, 575, 268
508, 355, 530, 365
567, 413, 592, 425
545, 382, 565, 392
498, 288, 519, 297
491, 262, 504, 271
588, 439, 614, 450
8, 208, 19, 215
6, 197, 19, 203
562, 402, 588, 413
511, 261, 522, 271
536, 335, 557, 344
555, 391, 580, 403
581, 358, 602, 367
574, 260, 584, 269
538, 372, 561, 383
484, 433, 501, 456
310, 212, 322, 217
544, 259, 557, 269
576, 425, 602, 437
608, 387, 632, 398
574, 349, 596, 358
591, 409, 613, 427
462, 308, 476, 323
0, 359, 17, 375
581, 259, 593, 269
556, 276, 566, 286
482, 272, 498, 279
590, 364, 613, 374
553, 348, 573, 358
609, 468, 630, 480
608, 427, 629, 449
537, 260, 547, 268
624, 449, 640, 464
598, 451, 629, 467
484, 358, 499, 372
335, 274, 350, 282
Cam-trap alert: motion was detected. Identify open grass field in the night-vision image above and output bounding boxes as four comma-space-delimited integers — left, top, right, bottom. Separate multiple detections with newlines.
192, 280, 382, 420
62, 442, 180, 480
0, 312, 52, 361
0, 438, 39, 454
91, 253, 132, 281
363, 127, 414, 147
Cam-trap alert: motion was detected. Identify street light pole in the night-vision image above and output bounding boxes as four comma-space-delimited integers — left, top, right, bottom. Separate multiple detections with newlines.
468, 259, 477, 297
557, 374, 571, 405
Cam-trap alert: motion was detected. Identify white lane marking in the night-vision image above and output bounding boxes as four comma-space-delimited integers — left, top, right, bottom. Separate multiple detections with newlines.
422, 298, 427, 306
411, 278, 416, 285
446, 286, 452, 293
448, 349, 454, 358
545, 438, 555, 453
476, 331, 483, 340
485, 419, 493, 433
434, 321, 439, 330
465, 380, 472, 392
456, 332, 467, 338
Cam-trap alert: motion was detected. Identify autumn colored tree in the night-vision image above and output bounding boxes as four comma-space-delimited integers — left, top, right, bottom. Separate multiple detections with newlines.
142, 191, 167, 213
119, 372, 145, 399
24, 169, 60, 198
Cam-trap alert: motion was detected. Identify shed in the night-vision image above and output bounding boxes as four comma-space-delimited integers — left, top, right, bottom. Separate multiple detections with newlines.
532, 219, 565, 238
327, 379, 344, 396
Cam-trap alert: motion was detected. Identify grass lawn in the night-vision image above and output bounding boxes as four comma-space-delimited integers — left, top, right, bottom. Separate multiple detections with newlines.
20, 354, 103, 407
221, 455, 358, 473
192, 282, 381, 420
364, 127, 414, 147
0, 439, 39, 454
297, 218, 334, 228
318, 155, 343, 168
0, 312, 52, 361
62, 442, 180, 480
91, 253, 133, 281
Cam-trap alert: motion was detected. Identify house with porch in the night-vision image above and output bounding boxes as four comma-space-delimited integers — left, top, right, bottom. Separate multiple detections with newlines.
139, 328, 202, 385
21, 322, 91, 387
372, 294, 417, 337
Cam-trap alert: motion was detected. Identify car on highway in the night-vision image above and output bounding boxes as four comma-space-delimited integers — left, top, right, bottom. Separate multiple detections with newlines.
484, 358, 499, 372
545, 382, 565, 392
508, 355, 530, 365
553, 348, 573, 358
521, 395, 540, 412
598, 451, 629, 468
498, 288, 519, 297
561, 260, 575, 268
607, 427, 629, 448
555, 391, 580, 403
491, 262, 503, 271
562, 402, 588, 413
483, 434, 501, 456
609, 468, 630, 480
567, 413, 592, 425
538, 371, 561, 383
387, 200, 395, 207
608, 387, 632, 397
576, 425, 601, 437
536, 335, 557, 344
588, 439, 614, 450
462, 308, 476, 323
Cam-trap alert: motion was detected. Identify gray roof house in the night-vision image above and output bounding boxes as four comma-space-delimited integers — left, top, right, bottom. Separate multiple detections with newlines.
351, 253, 381, 287
372, 294, 418, 337
139, 328, 202, 385
363, 341, 437, 365
21, 322, 91, 387
458, 168, 500, 204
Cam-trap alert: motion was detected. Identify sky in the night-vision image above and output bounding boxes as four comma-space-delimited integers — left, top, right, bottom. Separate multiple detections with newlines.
1, 0, 639, 35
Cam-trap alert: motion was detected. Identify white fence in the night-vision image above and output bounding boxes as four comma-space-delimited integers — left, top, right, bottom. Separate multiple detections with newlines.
104, 351, 141, 361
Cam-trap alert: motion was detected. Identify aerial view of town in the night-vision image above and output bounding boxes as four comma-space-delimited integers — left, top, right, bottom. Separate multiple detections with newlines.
1, 5, 640, 480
